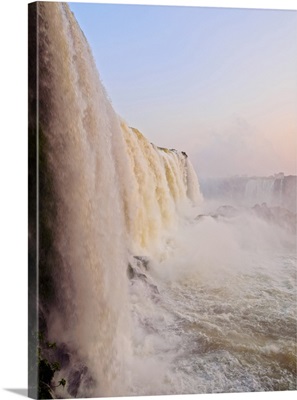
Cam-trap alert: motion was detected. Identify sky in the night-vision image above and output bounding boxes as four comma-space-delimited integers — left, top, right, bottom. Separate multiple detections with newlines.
69, 1, 297, 178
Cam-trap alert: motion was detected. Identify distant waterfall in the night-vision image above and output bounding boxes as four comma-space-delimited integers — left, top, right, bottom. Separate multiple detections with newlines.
244, 177, 276, 205
34, 2, 202, 397
243, 174, 295, 209
200, 174, 296, 212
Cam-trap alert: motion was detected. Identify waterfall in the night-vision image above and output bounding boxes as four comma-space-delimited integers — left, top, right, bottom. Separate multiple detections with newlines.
36, 2, 133, 396
120, 122, 202, 253
243, 174, 292, 209
32, 2, 202, 398
200, 174, 296, 212
244, 177, 276, 205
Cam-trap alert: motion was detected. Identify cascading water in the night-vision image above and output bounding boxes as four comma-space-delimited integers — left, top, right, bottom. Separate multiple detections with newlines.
200, 174, 296, 213
244, 177, 276, 205
33, 2, 202, 398
36, 2, 134, 396
120, 122, 202, 253
30, 2, 296, 399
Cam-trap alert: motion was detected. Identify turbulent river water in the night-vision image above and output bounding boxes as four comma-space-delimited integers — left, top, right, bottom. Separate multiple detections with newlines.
30, 2, 296, 398
128, 214, 296, 395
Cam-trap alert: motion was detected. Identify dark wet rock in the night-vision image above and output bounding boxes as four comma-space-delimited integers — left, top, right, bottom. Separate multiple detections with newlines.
127, 263, 135, 279
54, 343, 70, 369
68, 365, 88, 398
195, 214, 216, 221
38, 358, 57, 399
195, 214, 218, 221
181, 151, 188, 158
39, 359, 55, 386
128, 256, 160, 298
38, 381, 54, 399
195, 205, 241, 220
134, 256, 150, 270
211, 214, 219, 219
127, 263, 147, 281
216, 205, 239, 218
195, 214, 205, 221
137, 272, 148, 281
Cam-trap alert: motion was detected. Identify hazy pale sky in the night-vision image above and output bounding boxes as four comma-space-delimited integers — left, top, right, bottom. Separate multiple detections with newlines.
69, 2, 297, 178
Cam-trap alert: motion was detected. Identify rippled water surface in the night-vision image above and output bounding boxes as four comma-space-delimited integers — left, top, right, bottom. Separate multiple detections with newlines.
129, 220, 296, 395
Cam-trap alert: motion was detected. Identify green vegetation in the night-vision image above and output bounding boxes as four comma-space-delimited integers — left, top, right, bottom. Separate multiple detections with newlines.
38, 335, 67, 399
